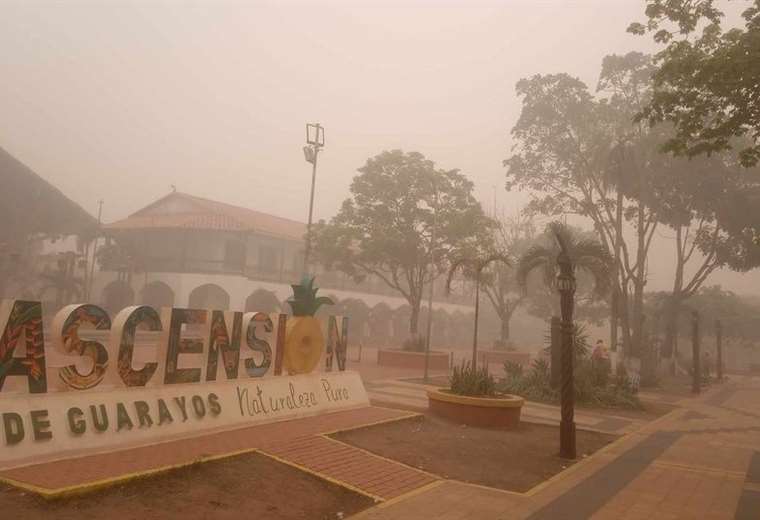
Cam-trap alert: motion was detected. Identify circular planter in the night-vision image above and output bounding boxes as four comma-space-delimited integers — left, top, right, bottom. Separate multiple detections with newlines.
377, 349, 450, 370
427, 388, 524, 429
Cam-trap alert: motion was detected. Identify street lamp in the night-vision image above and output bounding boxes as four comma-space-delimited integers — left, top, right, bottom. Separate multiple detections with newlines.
422, 183, 438, 383
556, 249, 577, 459
302, 123, 325, 276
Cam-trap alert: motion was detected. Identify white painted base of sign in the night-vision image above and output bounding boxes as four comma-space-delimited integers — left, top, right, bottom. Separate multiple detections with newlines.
0, 371, 368, 470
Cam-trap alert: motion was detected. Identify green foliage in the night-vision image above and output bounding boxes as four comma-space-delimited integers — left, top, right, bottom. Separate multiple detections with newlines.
449, 360, 496, 397
648, 285, 760, 342
500, 349, 642, 410
517, 221, 612, 302
287, 276, 334, 317
542, 322, 590, 362
500, 358, 557, 403
629, 0, 760, 167
503, 360, 523, 379
312, 149, 495, 335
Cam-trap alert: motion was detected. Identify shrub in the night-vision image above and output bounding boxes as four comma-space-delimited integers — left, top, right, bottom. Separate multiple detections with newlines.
503, 360, 523, 379
501, 348, 642, 410
543, 322, 590, 362
402, 335, 426, 352
501, 358, 557, 403
449, 360, 496, 397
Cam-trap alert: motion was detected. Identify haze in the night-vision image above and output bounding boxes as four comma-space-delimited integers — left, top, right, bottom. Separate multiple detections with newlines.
1, 0, 755, 292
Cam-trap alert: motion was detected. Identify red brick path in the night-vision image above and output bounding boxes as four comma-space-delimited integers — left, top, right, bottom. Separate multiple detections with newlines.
264, 435, 436, 499
0, 406, 434, 500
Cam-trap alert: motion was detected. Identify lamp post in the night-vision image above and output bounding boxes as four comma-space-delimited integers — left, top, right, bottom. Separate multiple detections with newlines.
691, 310, 701, 394
557, 249, 577, 459
422, 185, 438, 383
302, 123, 325, 276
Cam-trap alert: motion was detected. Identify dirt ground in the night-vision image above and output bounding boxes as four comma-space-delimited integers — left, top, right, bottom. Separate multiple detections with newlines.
0, 452, 373, 520
332, 414, 617, 493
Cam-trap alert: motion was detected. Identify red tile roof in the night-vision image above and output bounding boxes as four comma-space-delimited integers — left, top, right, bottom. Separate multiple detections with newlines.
104, 192, 306, 241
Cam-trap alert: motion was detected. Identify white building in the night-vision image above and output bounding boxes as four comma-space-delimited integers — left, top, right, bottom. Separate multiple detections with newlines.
91, 191, 474, 346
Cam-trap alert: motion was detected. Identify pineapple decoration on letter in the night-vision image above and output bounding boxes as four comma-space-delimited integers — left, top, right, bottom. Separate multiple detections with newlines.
284, 276, 334, 374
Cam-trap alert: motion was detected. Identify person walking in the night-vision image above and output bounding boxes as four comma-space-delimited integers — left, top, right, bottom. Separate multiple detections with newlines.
592, 339, 611, 385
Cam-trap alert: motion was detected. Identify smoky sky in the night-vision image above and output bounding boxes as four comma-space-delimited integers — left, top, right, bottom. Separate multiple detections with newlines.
1, 0, 757, 293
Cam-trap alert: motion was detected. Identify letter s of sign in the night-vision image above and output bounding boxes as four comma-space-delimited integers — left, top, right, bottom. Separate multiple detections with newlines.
208, 392, 222, 416
111, 306, 161, 387
241, 312, 272, 378
52, 304, 111, 390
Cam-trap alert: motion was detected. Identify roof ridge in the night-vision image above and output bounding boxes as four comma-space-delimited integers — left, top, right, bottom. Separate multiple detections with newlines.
172, 191, 306, 225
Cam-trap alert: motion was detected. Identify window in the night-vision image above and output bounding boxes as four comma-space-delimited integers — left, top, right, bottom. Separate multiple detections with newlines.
258, 245, 277, 273
223, 240, 246, 273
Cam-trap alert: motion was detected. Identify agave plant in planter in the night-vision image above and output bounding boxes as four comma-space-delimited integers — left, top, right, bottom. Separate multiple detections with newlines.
284, 276, 334, 374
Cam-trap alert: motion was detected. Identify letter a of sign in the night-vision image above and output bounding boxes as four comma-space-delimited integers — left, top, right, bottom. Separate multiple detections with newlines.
0, 300, 47, 393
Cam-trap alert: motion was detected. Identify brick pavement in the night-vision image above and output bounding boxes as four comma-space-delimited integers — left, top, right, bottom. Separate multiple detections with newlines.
0, 405, 432, 500
263, 435, 436, 500
351, 375, 760, 519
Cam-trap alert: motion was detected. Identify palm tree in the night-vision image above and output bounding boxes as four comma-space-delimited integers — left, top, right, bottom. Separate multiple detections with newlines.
517, 221, 612, 460
446, 252, 511, 368
38, 252, 85, 308
516, 221, 612, 298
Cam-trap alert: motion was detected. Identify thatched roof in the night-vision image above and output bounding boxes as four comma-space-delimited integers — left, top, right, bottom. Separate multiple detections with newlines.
0, 146, 97, 244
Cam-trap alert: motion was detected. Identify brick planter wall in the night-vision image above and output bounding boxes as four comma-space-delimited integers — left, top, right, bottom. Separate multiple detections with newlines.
427, 389, 523, 429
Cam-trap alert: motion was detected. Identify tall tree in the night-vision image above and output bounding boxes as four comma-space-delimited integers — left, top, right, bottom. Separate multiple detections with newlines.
446, 251, 511, 367
598, 52, 662, 358
632, 151, 760, 358
313, 150, 493, 339
629, 0, 760, 167
504, 65, 657, 357
479, 212, 534, 344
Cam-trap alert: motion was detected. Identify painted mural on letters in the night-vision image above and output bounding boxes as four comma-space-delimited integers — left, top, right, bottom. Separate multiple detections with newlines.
0, 283, 353, 466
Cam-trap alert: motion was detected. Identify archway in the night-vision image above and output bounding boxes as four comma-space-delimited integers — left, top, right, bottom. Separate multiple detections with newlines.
188, 284, 230, 310
369, 302, 393, 347
102, 280, 135, 313
391, 305, 412, 345
140, 281, 175, 309
244, 289, 280, 313
432, 308, 451, 348
336, 298, 370, 343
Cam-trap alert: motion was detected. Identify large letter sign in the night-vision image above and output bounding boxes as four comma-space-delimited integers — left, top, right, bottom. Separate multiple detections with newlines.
0, 300, 362, 470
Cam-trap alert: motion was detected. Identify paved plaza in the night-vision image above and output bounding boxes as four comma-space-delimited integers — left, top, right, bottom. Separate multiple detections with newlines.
355, 375, 760, 519
1, 366, 757, 519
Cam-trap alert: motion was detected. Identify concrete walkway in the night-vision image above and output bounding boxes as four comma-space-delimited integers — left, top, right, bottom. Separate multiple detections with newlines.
352, 375, 760, 519
366, 378, 649, 435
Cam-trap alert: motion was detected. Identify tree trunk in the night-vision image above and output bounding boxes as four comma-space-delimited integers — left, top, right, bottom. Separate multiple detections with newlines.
611, 188, 623, 361
663, 297, 682, 375
631, 278, 645, 358
409, 301, 420, 338
471, 276, 481, 368
618, 287, 633, 356
691, 311, 701, 394
500, 316, 510, 343
630, 202, 647, 358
